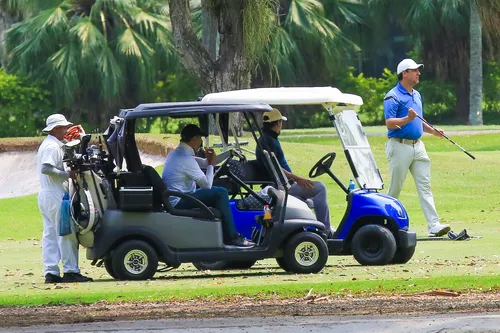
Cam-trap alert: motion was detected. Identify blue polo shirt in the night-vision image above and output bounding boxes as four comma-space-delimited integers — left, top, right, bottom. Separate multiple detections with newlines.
384, 82, 424, 140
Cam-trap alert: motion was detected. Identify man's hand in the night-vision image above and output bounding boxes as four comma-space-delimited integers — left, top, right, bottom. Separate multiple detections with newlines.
407, 108, 417, 121
294, 176, 314, 189
205, 147, 217, 166
69, 170, 77, 180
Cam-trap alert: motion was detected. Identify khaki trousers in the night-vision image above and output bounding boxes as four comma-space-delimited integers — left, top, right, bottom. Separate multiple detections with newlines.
385, 139, 440, 230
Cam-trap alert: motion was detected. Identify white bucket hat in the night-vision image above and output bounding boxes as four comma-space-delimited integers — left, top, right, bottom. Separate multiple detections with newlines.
42, 114, 73, 133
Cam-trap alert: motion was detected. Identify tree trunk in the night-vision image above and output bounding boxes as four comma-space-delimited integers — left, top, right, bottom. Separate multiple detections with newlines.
469, 1, 483, 125
169, 0, 251, 136
0, 9, 14, 67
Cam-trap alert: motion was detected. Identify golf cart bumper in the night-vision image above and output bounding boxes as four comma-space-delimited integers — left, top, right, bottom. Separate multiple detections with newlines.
398, 229, 417, 248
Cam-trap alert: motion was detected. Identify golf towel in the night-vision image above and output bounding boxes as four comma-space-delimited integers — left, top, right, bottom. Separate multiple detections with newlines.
59, 192, 72, 236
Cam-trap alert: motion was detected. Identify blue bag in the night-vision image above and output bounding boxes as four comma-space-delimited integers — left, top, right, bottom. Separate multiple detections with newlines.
59, 192, 72, 236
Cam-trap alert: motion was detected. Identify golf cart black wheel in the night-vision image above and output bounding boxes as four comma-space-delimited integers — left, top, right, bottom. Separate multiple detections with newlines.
193, 261, 229, 271
283, 232, 328, 274
391, 246, 416, 264
309, 152, 336, 178
276, 257, 290, 272
226, 260, 257, 269
111, 240, 158, 280
103, 258, 117, 279
351, 225, 397, 266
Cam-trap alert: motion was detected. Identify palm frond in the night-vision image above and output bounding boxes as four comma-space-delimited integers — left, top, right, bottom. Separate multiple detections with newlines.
49, 43, 80, 104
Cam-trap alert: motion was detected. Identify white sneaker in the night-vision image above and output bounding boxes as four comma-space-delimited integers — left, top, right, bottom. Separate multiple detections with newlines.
428, 224, 451, 237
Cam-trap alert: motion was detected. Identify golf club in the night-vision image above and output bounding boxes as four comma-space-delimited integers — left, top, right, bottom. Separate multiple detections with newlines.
384, 96, 476, 160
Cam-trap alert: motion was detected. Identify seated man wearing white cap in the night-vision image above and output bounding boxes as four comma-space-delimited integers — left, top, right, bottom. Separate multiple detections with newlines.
255, 108, 335, 238
37, 114, 93, 283
383, 58, 451, 237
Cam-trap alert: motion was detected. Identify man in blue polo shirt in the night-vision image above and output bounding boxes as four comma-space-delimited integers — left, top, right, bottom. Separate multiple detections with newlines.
384, 58, 451, 237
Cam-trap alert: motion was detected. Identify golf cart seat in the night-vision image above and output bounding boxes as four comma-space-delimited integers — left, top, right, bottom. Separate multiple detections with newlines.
142, 165, 220, 220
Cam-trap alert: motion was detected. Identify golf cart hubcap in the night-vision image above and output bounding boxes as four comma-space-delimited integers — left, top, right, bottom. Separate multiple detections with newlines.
124, 249, 148, 275
294, 241, 319, 266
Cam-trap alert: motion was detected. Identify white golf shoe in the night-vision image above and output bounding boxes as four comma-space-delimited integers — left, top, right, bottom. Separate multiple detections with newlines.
428, 224, 451, 237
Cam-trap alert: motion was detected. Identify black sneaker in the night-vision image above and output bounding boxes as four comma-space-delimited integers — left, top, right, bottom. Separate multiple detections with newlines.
44, 273, 62, 284
62, 273, 93, 283
226, 236, 255, 248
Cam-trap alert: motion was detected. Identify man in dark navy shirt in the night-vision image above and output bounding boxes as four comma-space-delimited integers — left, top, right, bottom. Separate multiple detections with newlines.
384, 58, 451, 237
256, 108, 334, 238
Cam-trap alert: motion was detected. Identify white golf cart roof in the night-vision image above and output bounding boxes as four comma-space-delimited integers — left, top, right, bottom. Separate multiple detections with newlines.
202, 87, 363, 113
203, 87, 384, 191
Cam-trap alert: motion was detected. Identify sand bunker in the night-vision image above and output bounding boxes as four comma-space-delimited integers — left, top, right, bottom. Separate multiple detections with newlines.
0, 151, 166, 199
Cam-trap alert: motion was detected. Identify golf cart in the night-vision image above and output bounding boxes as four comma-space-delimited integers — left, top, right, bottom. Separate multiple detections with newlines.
202, 87, 417, 266
64, 102, 332, 280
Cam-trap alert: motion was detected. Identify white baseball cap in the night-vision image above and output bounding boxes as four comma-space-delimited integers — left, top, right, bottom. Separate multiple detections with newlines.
42, 114, 73, 133
263, 108, 287, 123
397, 58, 424, 75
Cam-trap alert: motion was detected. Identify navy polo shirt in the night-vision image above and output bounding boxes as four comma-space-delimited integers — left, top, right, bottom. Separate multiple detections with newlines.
384, 82, 424, 140
256, 128, 292, 173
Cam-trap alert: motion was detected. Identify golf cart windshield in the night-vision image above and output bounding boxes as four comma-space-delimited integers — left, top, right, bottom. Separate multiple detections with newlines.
333, 110, 383, 190
202, 87, 384, 190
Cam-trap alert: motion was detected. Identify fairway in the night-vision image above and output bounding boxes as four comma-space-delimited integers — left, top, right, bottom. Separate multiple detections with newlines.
0, 129, 499, 307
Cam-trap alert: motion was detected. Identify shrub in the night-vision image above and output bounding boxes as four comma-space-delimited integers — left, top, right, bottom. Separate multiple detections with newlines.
0, 69, 52, 137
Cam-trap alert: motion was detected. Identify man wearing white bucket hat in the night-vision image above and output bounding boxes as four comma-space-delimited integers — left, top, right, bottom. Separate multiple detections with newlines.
37, 114, 93, 283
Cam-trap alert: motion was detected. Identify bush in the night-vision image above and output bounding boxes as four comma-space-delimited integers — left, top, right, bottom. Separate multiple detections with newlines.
336, 67, 456, 125
0, 69, 52, 137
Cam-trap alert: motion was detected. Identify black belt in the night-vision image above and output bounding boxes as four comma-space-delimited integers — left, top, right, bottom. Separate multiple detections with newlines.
390, 137, 419, 145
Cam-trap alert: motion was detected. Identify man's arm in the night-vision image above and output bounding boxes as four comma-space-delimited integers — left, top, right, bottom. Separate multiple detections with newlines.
423, 122, 444, 137
194, 147, 217, 189
384, 98, 417, 130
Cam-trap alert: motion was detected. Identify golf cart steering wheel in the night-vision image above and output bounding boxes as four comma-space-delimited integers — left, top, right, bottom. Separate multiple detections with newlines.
213, 149, 246, 180
309, 152, 336, 178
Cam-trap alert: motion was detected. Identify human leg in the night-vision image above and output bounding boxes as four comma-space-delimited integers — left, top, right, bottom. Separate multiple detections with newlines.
386, 140, 413, 199
289, 181, 331, 230
39, 194, 61, 277
176, 187, 239, 242
410, 141, 449, 236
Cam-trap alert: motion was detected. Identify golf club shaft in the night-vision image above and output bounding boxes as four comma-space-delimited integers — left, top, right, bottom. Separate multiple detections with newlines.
384, 96, 476, 160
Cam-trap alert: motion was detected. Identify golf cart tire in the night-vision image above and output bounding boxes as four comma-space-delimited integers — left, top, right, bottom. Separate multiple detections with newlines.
283, 232, 328, 274
111, 240, 158, 280
276, 257, 290, 272
193, 261, 229, 271
103, 258, 117, 279
351, 224, 397, 266
391, 246, 416, 264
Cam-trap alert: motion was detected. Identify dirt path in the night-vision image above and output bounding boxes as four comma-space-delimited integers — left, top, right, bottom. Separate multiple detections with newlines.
1, 292, 500, 328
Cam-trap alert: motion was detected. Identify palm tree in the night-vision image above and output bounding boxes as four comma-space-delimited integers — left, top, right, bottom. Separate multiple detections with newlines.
365, 0, 500, 124
3, 0, 177, 127
257, 0, 365, 86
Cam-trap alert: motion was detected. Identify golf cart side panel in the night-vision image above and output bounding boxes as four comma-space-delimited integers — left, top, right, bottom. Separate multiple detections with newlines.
88, 210, 224, 259
284, 195, 317, 221
336, 191, 409, 240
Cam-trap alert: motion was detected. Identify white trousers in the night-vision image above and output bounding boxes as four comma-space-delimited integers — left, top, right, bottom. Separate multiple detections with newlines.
38, 191, 80, 276
385, 139, 440, 230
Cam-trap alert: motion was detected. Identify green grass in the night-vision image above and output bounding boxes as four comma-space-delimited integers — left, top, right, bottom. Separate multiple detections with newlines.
1, 127, 500, 307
